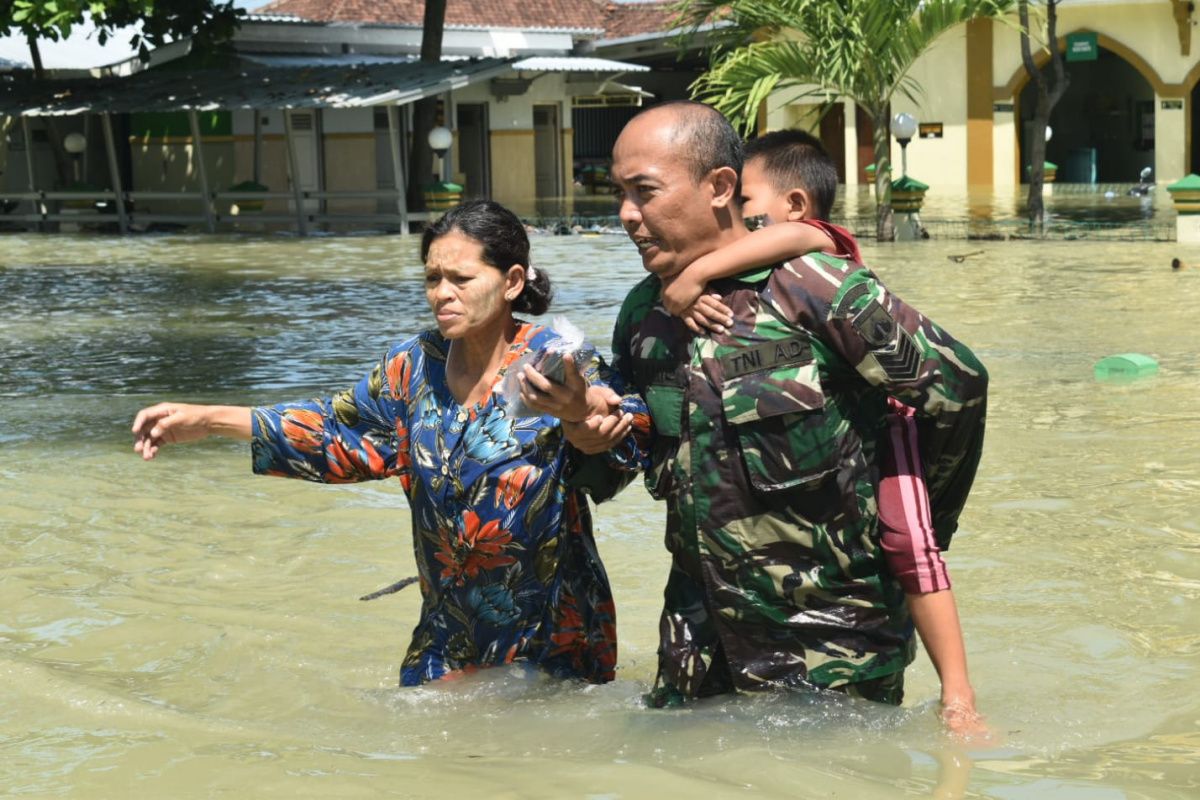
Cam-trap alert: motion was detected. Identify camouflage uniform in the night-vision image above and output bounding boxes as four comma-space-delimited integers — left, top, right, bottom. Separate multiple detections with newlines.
576, 252, 988, 702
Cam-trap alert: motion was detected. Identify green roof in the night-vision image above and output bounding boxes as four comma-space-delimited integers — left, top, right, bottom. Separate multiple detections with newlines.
1167, 174, 1200, 192
891, 175, 929, 192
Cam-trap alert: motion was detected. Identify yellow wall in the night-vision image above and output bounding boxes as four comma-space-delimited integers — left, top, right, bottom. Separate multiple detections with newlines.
966, 18, 994, 186
891, 26, 969, 189
991, 2, 1192, 182
762, 2, 1193, 189
230, 136, 294, 217
129, 137, 236, 216
489, 130, 536, 209
322, 133, 376, 217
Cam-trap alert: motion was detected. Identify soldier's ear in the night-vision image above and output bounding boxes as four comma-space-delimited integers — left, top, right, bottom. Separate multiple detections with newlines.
709, 166, 740, 209
785, 188, 814, 222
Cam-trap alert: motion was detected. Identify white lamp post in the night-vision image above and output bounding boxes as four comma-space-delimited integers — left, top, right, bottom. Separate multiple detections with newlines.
890, 113, 918, 178
64, 132, 87, 182
427, 126, 452, 182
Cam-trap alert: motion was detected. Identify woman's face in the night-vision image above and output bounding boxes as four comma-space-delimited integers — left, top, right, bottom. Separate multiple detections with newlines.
424, 229, 524, 341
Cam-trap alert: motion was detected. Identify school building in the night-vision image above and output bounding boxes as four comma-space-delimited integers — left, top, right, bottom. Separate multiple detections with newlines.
0, 0, 1193, 233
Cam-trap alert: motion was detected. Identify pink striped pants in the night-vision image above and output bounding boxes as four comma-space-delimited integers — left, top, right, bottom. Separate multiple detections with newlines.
877, 399, 951, 594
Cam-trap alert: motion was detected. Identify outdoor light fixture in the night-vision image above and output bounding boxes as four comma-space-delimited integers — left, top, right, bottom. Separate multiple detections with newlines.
891, 113, 918, 178
63, 132, 87, 182
427, 126, 453, 183
63, 132, 87, 154
427, 126, 453, 158
1045, 125, 1053, 142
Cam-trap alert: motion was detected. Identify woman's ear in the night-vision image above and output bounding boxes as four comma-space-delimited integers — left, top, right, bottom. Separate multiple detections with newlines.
504, 264, 526, 301
785, 188, 814, 222
709, 166, 740, 209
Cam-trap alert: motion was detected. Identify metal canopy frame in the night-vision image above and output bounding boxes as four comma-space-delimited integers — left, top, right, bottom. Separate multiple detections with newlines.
0, 58, 511, 235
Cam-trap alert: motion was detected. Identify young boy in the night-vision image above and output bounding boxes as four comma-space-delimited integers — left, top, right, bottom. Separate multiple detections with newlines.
662, 129, 988, 739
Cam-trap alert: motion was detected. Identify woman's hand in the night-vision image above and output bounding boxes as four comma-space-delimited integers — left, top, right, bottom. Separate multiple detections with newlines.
520, 355, 633, 454
131, 403, 251, 460
518, 353, 597, 423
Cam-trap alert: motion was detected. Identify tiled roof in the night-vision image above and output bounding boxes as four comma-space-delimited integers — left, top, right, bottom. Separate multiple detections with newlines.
600, 2, 680, 41
258, 0, 684, 39
259, 0, 607, 31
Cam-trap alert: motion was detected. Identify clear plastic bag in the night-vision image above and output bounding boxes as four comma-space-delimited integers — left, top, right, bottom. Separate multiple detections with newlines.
499, 316, 595, 418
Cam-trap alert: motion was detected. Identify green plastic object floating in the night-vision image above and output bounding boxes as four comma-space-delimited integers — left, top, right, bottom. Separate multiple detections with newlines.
1094, 353, 1158, 381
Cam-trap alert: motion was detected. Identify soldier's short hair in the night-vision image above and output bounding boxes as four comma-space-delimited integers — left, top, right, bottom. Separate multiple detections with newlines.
744, 129, 838, 221
638, 100, 744, 190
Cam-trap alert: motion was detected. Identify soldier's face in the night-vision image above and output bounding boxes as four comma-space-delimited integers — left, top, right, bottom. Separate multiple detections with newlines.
612, 115, 723, 278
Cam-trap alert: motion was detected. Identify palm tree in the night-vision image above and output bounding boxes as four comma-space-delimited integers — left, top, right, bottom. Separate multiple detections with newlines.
678, 0, 1014, 240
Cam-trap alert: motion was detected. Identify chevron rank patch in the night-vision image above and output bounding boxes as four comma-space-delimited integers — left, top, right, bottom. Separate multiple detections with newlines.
852, 301, 921, 381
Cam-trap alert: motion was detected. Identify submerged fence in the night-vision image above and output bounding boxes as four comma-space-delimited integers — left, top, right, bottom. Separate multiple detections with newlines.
533, 214, 1176, 242
0, 193, 1177, 242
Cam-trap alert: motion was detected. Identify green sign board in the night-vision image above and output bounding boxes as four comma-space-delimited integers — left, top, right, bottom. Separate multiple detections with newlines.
1066, 32, 1098, 62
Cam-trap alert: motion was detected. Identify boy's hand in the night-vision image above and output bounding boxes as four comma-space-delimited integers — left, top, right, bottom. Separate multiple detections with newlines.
663, 273, 734, 335
940, 689, 993, 743
661, 270, 706, 316
682, 294, 735, 335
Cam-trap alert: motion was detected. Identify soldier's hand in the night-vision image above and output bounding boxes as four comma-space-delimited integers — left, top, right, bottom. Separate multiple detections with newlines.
563, 411, 634, 455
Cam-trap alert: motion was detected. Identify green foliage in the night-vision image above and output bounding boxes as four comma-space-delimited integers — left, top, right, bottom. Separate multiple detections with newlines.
679, 0, 1015, 133
676, 0, 1015, 237
0, 0, 244, 61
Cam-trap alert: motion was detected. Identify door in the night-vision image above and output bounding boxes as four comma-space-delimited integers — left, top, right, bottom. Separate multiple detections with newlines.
287, 110, 321, 213
855, 104, 879, 185
533, 104, 562, 211
456, 103, 491, 199
374, 106, 410, 214
819, 103, 847, 183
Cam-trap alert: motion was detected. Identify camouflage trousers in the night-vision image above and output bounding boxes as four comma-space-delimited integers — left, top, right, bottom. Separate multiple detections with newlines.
645, 642, 905, 708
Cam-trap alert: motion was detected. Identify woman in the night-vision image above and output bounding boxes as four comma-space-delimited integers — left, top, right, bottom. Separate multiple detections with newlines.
132, 200, 640, 686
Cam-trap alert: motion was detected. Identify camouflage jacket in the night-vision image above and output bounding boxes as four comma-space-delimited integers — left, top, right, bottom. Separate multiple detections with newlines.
581, 251, 988, 696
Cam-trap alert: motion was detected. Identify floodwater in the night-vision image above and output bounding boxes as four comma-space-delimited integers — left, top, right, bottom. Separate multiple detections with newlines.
567, 183, 1176, 230
1, 232, 1198, 799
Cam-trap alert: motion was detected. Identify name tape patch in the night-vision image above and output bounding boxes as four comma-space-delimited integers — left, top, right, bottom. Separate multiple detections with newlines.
720, 336, 812, 379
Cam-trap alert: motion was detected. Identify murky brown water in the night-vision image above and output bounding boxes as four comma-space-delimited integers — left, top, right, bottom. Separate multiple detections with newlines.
1, 232, 1198, 798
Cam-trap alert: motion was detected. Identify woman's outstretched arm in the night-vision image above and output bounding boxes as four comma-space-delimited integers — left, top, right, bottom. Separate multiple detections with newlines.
132, 403, 251, 460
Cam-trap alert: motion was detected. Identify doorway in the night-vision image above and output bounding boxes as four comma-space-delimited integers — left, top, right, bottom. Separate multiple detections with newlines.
533, 104, 562, 214
456, 103, 491, 200
287, 110, 321, 213
1018, 48, 1154, 183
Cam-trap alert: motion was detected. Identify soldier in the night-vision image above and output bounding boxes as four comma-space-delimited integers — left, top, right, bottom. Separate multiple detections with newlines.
520, 101, 988, 708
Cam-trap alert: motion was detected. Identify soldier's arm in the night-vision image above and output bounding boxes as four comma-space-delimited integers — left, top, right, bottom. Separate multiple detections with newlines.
563, 294, 654, 502
815, 260, 988, 548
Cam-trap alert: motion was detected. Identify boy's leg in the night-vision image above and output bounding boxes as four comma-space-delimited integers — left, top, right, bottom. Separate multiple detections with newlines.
878, 400, 949, 594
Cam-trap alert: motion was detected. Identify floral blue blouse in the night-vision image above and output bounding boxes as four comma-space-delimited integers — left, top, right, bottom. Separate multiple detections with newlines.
251, 322, 642, 686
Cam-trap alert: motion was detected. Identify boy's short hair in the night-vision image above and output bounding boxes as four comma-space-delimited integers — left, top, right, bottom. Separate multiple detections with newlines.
743, 129, 838, 221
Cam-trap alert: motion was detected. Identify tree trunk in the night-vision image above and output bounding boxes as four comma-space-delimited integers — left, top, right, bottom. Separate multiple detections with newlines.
1019, 0, 1068, 230
406, 0, 448, 213
872, 107, 895, 242
27, 36, 73, 189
